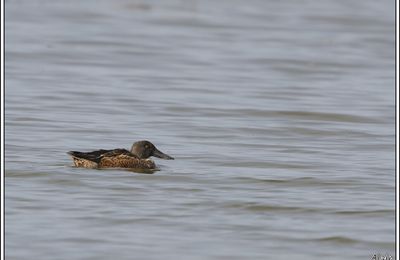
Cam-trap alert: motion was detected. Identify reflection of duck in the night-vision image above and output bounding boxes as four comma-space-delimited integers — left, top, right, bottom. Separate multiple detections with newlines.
68, 140, 174, 169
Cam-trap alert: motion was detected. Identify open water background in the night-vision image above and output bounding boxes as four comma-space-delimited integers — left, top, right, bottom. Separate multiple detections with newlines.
5, 0, 395, 259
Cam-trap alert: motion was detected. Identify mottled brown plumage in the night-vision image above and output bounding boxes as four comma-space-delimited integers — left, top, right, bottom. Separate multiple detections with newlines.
68, 141, 173, 170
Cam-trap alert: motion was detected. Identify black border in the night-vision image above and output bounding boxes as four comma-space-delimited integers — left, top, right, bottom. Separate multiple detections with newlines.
395, 0, 398, 259
1, 0, 4, 258
0, 1, 398, 259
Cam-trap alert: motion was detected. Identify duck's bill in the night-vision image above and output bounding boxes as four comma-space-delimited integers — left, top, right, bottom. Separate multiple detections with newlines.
153, 149, 174, 160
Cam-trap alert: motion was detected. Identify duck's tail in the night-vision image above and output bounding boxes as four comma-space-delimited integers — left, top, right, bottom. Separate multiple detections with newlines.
67, 150, 108, 163
67, 151, 95, 161
68, 151, 83, 157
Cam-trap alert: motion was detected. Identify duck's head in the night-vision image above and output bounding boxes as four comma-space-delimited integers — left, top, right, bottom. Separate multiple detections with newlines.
130, 140, 174, 160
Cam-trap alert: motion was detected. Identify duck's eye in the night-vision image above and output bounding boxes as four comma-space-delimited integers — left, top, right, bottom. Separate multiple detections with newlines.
145, 145, 149, 148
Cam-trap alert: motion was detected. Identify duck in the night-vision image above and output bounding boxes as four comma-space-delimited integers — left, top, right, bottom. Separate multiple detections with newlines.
68, 140, 174, 169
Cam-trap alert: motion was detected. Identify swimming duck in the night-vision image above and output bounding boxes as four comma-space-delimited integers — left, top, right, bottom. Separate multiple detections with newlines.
68, 140, 174, 169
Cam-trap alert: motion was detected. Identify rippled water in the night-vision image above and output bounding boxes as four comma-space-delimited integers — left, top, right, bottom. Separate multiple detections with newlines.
5, 0, 395, 259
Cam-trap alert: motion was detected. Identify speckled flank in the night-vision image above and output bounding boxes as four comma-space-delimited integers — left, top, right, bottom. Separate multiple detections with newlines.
99, 155, 156, 169
72, 157, 99, 169
71, 155, 156, 169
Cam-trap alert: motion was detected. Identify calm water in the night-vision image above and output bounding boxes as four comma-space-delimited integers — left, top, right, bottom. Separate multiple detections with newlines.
5, 0, 395, 259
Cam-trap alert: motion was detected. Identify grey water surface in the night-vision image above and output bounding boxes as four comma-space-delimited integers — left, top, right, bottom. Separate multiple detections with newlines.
5, 0, 395, 259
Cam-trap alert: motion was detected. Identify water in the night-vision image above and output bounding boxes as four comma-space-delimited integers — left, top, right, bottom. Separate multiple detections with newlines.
5, 0, 395, 259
